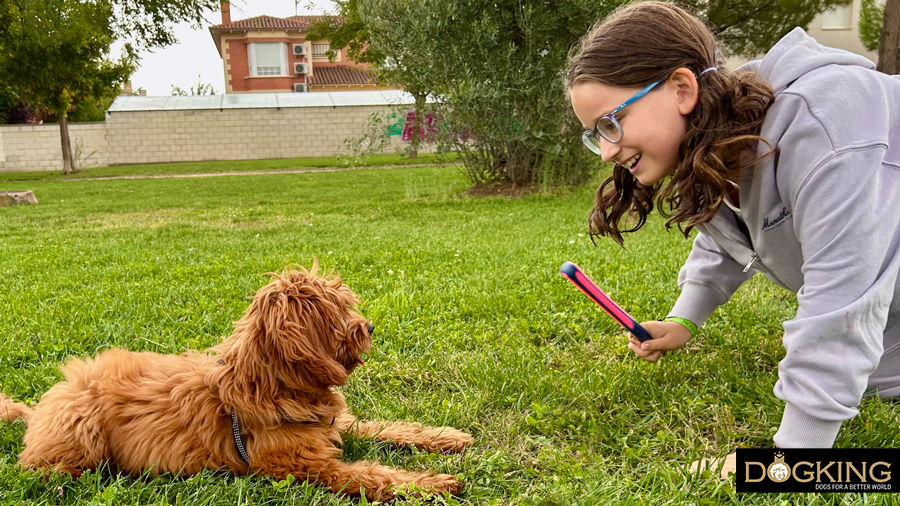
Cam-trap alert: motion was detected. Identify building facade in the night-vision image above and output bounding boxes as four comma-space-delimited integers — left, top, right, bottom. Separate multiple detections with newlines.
208, 2, 391, 93
724, 0, 879, 69
805, 0, 878, 61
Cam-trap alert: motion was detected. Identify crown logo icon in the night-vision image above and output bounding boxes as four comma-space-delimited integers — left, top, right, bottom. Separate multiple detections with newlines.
768, 451, 790, 482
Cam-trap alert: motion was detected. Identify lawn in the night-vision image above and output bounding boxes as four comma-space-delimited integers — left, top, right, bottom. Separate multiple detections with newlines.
0, 152, 455, 183
0, 164, 896, 505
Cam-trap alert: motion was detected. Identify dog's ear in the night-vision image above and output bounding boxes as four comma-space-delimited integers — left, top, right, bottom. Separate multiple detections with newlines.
257, 277, 350, 387
213, 269, 354, 419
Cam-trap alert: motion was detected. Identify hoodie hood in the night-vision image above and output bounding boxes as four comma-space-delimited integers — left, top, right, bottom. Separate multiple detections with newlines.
739, 27, 876, 94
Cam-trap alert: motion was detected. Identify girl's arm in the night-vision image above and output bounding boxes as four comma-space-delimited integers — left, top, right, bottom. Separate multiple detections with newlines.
669, 228, 755, 328
773, 146, 900, 448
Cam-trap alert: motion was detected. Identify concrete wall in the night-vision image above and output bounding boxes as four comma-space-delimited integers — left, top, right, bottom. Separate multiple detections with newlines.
0, 102, 407, 172
0, 122, 108, 172
105, 104, 390, 165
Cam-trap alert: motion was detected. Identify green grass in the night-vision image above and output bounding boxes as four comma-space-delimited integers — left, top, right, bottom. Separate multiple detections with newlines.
0, 163, 896, 505
0, 152, 456, 182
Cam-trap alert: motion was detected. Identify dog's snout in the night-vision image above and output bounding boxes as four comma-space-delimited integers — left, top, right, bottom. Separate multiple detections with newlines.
366, 323, 374, 335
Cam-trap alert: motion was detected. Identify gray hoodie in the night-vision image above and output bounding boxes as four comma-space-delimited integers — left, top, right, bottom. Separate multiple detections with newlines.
669, 28, 900, 448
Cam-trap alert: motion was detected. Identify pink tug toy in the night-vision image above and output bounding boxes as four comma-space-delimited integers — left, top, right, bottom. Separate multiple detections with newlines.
559, 261, 653, 342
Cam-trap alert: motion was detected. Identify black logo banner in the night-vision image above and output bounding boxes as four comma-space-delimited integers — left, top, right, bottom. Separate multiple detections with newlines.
736, 449, 899, 493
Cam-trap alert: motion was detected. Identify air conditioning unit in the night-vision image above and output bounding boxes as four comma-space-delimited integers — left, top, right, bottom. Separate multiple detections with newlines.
294, 63, 308, 75
294, 83, 308, 93
292, 44, 307, 56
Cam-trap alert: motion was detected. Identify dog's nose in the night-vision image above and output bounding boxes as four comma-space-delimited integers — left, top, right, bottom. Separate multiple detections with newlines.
366, 323, 374, 335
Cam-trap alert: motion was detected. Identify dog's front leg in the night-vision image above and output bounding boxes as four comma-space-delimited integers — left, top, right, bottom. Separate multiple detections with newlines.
270, 460, 463, 501
345, 420, 474, 453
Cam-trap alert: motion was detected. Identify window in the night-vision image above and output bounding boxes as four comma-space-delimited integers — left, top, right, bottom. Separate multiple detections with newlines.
312, 43, 330, 57
821, 4, 852, 30
248, 42, 287, 76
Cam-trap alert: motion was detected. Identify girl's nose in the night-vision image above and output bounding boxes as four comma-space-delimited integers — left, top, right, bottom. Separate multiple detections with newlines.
599, 138, 621, 163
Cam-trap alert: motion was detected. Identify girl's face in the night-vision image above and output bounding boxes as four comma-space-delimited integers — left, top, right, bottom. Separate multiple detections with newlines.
569, 70, 699, 186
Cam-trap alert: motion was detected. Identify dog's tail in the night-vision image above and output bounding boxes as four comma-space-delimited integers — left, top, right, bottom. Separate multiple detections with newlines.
0, 393, 32, 422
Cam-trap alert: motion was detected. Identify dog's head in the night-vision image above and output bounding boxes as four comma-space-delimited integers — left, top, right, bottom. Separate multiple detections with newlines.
216, 265, 372, 397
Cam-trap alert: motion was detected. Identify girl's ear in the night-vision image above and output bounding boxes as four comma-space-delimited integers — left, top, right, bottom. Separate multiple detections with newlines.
669, 67, 700, 116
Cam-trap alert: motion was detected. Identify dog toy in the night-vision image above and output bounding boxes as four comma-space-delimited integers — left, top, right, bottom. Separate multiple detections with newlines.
559, 261, 652, 342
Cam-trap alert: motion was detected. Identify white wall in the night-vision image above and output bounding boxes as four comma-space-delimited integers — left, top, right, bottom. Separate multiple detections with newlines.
0, 102, 411, 172
0, 123, 108, 172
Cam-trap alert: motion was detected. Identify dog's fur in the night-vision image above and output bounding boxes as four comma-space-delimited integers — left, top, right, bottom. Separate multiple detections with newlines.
0, 266, 472, 500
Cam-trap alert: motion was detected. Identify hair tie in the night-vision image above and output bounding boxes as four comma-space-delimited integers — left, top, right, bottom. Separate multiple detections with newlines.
699, 66, 717, 77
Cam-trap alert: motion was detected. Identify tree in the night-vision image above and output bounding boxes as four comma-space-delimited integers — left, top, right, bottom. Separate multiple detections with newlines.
0, 0, 136, 174
43, 83, 123, 123
307, 0, 383, 65
308, 1, 429, 159
312, 0, 853, 187
0, 0, 219, 88
65, 90, 122, 123
0, 86, 22, 124
0, 0, 219, 51
684, 0, 853, 57
171, 75, 219, 96
860, 0, 900, 74
0, 102, 43, 125
0, 0, 218, 173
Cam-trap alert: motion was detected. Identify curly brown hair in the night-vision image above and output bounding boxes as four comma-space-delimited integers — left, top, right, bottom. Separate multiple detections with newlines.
566, 1, 774, 245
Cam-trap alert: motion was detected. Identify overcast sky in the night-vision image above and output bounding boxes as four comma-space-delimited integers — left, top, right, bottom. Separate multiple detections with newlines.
124, 0, 336, 96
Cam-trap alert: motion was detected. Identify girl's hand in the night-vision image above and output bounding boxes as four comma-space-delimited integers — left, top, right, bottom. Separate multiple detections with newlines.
626, 320, 692, 362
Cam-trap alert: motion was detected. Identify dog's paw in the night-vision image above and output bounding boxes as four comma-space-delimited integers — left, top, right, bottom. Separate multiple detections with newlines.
364, 486, 396, 502
415, 473, 464, 496
416, 426, 474, 453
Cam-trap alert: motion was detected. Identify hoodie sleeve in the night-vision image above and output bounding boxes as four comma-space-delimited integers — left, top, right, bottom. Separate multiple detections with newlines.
773, 146, 900, 448
669, 229, 755, 327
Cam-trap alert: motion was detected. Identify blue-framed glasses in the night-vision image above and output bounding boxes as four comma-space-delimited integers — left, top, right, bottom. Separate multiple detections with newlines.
581, 80, 663, 155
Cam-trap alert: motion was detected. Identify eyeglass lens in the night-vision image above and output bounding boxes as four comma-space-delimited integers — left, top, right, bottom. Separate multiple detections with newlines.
596, 117, 622, 143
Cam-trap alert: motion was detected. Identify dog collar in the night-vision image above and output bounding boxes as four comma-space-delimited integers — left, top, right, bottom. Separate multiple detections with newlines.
231, 409, 251, 466
279, 411, 337, 426
220, 359, 335, 466
230, 409, 335, 468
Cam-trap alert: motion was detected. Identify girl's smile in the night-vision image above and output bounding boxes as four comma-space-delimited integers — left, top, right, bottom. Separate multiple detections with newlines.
569, 71, 699, 186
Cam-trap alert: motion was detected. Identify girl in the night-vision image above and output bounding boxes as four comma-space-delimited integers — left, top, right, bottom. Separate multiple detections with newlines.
566, 0, 900, 458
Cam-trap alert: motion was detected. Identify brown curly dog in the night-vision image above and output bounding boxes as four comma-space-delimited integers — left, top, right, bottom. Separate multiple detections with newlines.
0, 266, 472, 501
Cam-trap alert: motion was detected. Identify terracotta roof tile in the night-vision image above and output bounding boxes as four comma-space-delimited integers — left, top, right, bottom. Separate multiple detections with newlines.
286, 15, 333, 24
309, 67, 378, 86
210, 14, 335, 31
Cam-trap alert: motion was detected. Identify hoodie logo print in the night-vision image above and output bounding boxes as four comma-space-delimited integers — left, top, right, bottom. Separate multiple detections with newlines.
762, 207, 791, 231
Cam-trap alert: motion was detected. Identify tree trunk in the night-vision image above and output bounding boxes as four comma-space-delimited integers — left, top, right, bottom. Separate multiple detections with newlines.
877, 0, 900, 74
59, 113, 74, 174
408, 92, 426, 159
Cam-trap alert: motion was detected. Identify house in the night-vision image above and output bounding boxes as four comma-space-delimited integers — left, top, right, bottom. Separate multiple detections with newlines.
724, 0, 879, 70
208, 2, 390, 93
120, 81, 147, 96
804, 0, 878, 62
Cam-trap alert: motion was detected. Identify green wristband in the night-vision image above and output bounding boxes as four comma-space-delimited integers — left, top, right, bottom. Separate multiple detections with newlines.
664, 316, 698, 336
